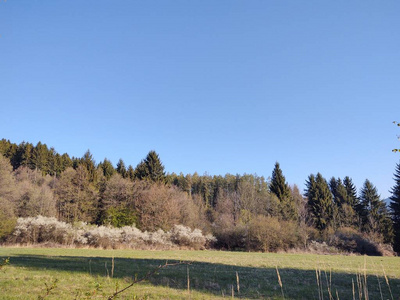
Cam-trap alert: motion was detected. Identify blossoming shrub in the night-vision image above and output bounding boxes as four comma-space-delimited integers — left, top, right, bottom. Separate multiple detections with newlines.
169, 224, 216, 250
9, 216, 215, 250
11, 216, 75, 245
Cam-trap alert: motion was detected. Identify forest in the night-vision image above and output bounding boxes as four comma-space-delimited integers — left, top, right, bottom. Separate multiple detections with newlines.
0, 138, 399, 255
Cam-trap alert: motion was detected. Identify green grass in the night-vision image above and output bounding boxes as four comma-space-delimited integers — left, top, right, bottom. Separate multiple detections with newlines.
0, 247, 399, 299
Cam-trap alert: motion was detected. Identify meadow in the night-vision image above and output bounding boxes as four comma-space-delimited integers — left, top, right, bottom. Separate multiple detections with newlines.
0, 247, 399, 299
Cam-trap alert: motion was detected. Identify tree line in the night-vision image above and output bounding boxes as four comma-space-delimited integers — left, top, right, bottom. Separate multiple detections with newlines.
1, 138, 400, 254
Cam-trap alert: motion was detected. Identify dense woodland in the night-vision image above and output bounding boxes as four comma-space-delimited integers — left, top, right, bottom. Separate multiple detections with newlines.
1, 138, 400, 255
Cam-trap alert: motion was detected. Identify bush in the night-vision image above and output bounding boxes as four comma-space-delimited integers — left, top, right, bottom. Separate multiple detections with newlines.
8, 216, 215, 250
213, 223, 247, 251
11, 216, 75, 245
170, 225, 216, 250
247, 216, 304, 252
328, 227, 382, 256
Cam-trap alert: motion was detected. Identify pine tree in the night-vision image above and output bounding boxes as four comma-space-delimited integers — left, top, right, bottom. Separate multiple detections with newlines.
390, 163, 400, 252
269, 162, 297, 220
305, 173, 334, 231
134, 150, 166, 183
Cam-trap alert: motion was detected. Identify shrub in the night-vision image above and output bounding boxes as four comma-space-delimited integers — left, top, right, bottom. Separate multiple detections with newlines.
11, 216, 75, 245
170, 224, 216, 250
328, 227, 382, 256
247, 216, 303, 252
213, 223, 247, 251
8, 216, 214, 250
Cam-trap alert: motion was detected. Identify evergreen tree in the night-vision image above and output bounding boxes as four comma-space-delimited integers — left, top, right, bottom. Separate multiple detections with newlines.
80, 150, 97, 183
134, 150, 166, 182
390, 163, 400, 252
60, 153, 73, 172
329, 177, 355, 227
270, 162, 290, 201
305, 173, 334, 231
20, 142, 34, 169
47, 147, 59, 176
361, 179, 393, 242
100, 158, 115, 180
116, 159, 128, 178
269, 162, 297, 220
127, 165, 135, 181
343, 176, 359, 209
32, 142, 49, 174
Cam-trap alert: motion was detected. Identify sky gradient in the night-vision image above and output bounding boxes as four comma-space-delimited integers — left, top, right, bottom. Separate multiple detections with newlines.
1, 1, 399, 198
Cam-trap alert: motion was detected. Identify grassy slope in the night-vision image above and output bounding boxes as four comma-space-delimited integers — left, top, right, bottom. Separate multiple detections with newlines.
0, 247, 399, 299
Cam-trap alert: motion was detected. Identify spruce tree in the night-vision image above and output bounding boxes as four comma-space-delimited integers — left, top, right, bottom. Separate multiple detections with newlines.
390, 163, 400, 252
32, 142, 49, 174
134, 150, 166, 183
127, 165, 135, 181
330, 177, 356, 228
100, 158, 116, 180
116, 159, 128, 178
80, 150, 97, 183
343, 176, 359, 209
270, 162, 297, 220
305, 173, 334, 231
361, 179, 393, 243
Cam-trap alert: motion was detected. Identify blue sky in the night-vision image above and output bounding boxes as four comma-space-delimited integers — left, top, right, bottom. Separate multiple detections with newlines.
1, 1, 399, 198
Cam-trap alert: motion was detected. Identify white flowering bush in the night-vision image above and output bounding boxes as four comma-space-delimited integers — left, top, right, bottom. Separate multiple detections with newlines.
149, 229, 172, 247
120, 226, 150, 245
9, 216, 216, 250
169, 224, 216, 249
83, 226, 122, 248
12, 216, 75, 245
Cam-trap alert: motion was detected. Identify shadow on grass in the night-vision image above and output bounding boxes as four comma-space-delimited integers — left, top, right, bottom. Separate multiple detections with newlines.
3, 254, 400, 299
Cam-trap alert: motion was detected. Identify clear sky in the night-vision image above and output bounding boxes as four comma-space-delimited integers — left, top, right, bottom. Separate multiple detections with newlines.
1, 1, 399, 198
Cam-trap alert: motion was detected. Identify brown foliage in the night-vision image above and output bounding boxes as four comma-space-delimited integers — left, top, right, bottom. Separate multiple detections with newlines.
134, 182, 182, 231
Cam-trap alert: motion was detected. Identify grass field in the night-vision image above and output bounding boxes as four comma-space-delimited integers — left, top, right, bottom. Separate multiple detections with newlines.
0, 247, 399, 299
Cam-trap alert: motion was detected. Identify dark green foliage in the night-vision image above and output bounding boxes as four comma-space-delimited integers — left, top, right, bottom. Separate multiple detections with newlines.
329, 177, 356, 228
270, 162, 290, 201
390, 163, 400, 252
19, 142, 34, 169
270, 162, 297, 220
116, 159, 128, 178
80, 150, 97, 183
0, 140, 73, 176
100, 207, 137, 227
32, 142, 50, 174
127, 165, 135, 180
343, 176, 359, 208
134, 150, 166, 183
305, 173, 334, 231
360, 179, 393, 243
99, 158, 116, 180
